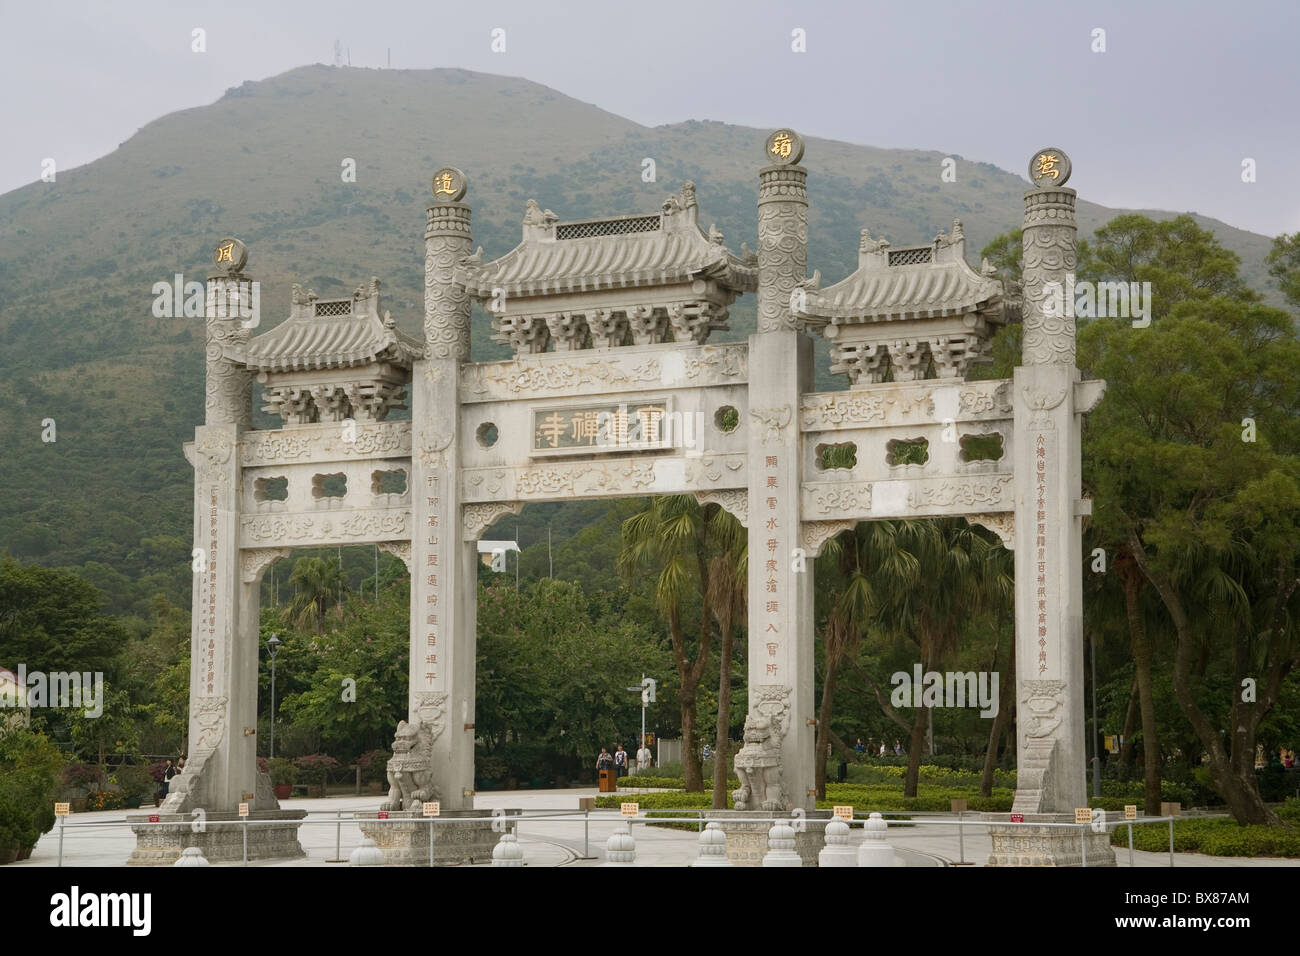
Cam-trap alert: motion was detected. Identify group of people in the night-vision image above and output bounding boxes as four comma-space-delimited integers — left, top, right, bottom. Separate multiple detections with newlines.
158, 755, 185, 799
596, 742, 654, 778
856, 738, 903, 758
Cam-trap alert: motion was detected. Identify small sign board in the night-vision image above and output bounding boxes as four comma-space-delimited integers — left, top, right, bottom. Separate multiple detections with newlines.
148, 813, 160, 823
422, 801, 440, 817
1009, 813, 1024, 823
54, 802, 70, 816
377, 810, 389, 820
1124, 805, 1137, 821
832, 805, 854, 820
950, 798, 968, 813
1074, 808, 1091, 824
238, 802, 249, 817
620, 802, 639, 817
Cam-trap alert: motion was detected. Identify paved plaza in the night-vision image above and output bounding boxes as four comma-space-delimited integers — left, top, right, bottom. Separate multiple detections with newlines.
16, 789, 1297, 868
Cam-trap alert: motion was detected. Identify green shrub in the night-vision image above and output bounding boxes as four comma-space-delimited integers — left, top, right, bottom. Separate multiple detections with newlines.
1108, 817, 1300, 858
111, 764, 157, 802
268, 757, 298, 787
0, 728, 63, 848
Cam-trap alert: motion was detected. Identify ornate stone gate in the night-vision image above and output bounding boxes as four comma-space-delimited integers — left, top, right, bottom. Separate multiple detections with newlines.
132, 133, 1107, 866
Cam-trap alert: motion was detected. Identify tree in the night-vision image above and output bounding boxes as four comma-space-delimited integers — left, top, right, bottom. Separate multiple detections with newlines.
619, 495, 731, 792
814, 520, 922, 799
284, 556, 347, 634
705, 510, 746, 809
1080, 216, 1300, 824
1265, 231, 1300, 310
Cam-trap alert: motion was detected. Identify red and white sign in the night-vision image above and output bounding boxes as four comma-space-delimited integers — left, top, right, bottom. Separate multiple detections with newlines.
1010, 813, 1024, 823
620, 802, 639, 817
148, 813, 160, 823
422, 801, 440, 817
377, 810, 389, 820
832, 805, 854, 820
237, 802, 249, 817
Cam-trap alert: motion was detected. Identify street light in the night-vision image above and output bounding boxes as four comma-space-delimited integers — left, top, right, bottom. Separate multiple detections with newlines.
267, 633, 283, 759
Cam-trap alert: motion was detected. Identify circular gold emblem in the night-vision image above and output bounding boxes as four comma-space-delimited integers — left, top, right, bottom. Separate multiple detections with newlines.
431, 167, 467, 202
1029, 148, 1071, 188
212, 237, 248, 272
764, 129, 804, 165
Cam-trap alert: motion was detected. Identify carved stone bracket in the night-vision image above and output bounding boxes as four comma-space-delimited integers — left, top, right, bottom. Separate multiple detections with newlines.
240, 547, 290, 583
378, 540, 412, 570
462, 501, 525, 541
967, 512, 1014, 549
801, 520, 857, 556
694, 489, 748, 526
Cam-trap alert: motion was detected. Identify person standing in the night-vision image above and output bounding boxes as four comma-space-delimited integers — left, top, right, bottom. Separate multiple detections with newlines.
614, 744, 628, 778
597, 748, 614, 772
160, 759, 176, 799
636, 740, 653, 773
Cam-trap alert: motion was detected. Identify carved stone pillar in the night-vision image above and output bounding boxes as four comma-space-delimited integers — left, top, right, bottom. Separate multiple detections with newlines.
1010, 149, 1091, 818
409, 168, 476, 810
424, 169, 473, 362
756, 136, 807, 334
204, 246, 253, 427
742, 130, 816, 812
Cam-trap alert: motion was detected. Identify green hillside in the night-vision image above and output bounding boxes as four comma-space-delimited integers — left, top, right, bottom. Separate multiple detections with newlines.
0, 64, 1282, 616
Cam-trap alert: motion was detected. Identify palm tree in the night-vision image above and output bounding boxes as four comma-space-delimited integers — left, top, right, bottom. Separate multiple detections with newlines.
889, 518, 995, 797
619, 495, 738, 793
814, 520, 923, 799
705, 512, 746, 809
285, 556, 347, 634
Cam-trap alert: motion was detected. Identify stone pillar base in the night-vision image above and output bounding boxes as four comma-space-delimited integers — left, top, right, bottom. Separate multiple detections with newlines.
126, 810, 307, 865
706, 810, 831, 867
356, 809, 516, 866
984, 813, 1116, 867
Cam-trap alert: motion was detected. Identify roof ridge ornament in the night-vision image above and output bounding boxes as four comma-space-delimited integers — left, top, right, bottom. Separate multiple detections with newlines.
523, 198, 558, 227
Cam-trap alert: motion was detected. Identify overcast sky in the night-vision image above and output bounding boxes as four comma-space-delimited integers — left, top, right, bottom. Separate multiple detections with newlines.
3, 0, 1297, 236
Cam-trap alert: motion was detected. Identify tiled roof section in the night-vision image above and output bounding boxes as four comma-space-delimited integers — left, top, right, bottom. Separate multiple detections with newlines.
800, 226, 1005, 323
245, 299, 422, 372
461, 230, 754, 296
457, 185, 757, 297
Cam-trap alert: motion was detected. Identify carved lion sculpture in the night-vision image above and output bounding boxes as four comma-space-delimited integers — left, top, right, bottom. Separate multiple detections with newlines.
381, 718, 438, 811
731, 714, 789, 812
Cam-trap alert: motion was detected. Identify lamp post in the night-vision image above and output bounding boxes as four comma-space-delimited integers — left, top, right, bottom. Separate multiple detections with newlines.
267, 633, 283, 759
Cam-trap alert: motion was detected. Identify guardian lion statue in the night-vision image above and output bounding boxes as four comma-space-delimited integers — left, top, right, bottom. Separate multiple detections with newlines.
732, 714, 790, 812
381, 718, 439, 811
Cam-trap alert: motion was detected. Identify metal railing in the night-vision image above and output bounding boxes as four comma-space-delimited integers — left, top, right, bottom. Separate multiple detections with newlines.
40, 806, 1185, 867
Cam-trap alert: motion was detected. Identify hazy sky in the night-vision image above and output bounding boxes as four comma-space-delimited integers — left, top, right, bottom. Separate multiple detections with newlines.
3, 0, 1297, 236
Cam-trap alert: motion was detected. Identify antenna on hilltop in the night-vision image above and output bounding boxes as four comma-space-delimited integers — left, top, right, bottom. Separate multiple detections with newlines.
333, 40, 343, 67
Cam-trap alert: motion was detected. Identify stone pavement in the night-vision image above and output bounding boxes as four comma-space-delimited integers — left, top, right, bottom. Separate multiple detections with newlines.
15, 788, 1300, 867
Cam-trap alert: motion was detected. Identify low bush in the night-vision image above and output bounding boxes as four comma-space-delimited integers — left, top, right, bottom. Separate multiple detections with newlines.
355, 749, 390, 784
1108, 817, 1300, 857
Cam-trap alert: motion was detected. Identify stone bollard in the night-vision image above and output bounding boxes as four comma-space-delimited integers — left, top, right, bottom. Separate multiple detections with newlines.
602, 823, 637, 866
818, 818, 858, 867
173, 846, 211, 867
762, 820, 803, 867
692, 821, 733, 867
857, 812, 895, 867
491, 830, 524, 867
348, 837, 386, 866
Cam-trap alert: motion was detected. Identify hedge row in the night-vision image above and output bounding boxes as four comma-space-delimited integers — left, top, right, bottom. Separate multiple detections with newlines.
1109, 816, 1300, 858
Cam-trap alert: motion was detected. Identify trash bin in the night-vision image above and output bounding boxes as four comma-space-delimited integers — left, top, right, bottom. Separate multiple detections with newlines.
599, 768, 617, 793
